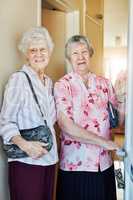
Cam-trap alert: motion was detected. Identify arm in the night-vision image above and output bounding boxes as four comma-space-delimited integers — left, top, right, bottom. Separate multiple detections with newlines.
47, 79, 57, 126
107, 79, 124, 127
107, 79, 118, 108
114, 74, 126, 126
0, 73, 24, 143
58, 111, 120, 150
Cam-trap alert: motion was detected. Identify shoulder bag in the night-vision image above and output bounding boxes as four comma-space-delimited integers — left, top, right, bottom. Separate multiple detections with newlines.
107, 101, 119, 128
3, 71, 53, 158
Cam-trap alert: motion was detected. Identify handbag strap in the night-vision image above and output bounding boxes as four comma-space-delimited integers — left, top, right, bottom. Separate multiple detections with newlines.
18, 71, 47, 125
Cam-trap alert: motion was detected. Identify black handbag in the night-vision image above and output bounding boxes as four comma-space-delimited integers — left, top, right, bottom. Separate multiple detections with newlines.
3, 71, 53, 158
107, 101, 119, 128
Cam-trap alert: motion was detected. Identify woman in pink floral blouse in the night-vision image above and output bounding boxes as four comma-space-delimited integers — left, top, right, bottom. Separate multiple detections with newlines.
54, 35, 120, 200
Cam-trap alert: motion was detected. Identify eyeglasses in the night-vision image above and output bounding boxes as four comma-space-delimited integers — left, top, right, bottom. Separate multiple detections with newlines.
28, 48, 48, 55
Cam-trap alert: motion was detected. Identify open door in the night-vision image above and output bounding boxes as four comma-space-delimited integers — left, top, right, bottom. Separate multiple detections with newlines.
85, 0, 104, 75
42, 9, 66, 82
124, 0, 133, 199
42, 3, 80, 200
42, 7, 66, 200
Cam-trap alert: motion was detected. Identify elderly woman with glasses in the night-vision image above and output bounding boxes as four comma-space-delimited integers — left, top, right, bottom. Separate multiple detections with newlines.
0, 26, 58, 200
54, 35, 120, 200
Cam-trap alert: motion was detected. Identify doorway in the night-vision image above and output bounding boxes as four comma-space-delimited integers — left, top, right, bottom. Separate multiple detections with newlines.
42, 8, 66, 82
41, 1, 80, 200
41, 0, 79, 82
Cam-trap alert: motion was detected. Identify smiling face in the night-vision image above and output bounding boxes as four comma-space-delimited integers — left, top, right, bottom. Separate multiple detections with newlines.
69, 42, 90, 76
26, 39, 50, 72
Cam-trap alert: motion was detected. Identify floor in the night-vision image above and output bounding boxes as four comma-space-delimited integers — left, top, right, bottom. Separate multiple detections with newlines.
117, 188, 124, 200
113, 130, 125, 200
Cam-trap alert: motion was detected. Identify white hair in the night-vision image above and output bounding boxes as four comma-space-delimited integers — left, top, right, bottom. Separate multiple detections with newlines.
18, 26, 54, 55
65, 35, 94, 60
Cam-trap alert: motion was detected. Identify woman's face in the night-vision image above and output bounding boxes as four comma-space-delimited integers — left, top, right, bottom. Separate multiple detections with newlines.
69, 42, 90, 76
26, 39, 50, 72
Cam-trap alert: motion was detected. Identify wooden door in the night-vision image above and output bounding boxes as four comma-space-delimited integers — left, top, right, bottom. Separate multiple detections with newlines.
85, 0, 104, 75
42, 9, 66, 82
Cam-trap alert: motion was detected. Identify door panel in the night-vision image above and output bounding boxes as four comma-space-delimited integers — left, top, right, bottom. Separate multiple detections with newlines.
86, 0, 103, 20
85, 16, 103, 75
42, 9, 66, 82
85, 0, 103, 75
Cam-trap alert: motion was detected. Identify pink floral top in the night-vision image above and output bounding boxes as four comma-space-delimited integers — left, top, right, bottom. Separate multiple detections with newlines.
54, 72, 117, 172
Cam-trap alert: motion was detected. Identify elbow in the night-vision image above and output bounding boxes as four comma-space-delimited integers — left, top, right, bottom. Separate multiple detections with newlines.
57, 118, 68, 133
57, 112, 73, 134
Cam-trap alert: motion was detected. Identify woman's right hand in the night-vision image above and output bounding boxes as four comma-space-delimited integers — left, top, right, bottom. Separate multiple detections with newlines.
103, 139, 120, 151
11, 135, 48, 159
20, 141, 48, 159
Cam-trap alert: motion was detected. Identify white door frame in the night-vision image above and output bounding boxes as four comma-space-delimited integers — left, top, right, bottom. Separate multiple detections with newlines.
124, 0, 133, 199
65, 11, 79, 42
65, 10, 79, 72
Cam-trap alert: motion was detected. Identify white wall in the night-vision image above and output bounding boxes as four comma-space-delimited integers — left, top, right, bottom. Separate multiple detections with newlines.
104, 0, 128, 47
0, 1, 40, 199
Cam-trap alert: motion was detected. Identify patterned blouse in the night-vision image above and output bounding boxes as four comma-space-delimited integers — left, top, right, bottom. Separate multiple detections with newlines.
54, 72, 117, 172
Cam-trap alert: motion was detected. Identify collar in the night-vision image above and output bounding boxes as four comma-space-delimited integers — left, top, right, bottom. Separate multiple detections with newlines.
21, 64, 48, 81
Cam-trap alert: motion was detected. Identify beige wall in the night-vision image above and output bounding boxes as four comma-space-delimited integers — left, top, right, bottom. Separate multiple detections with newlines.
0, 1, 39, 199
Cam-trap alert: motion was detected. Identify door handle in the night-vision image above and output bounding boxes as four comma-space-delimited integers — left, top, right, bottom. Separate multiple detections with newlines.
116, 148, 127, 158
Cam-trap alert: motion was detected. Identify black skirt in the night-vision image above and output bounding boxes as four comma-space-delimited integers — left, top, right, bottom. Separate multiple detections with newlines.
56, 165, 117, 200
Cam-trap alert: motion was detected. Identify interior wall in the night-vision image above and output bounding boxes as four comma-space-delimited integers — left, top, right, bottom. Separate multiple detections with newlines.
103, 0, 128, 88
0, 1, 39, 199
104, 47, 127, 84
104, 0, 128, 47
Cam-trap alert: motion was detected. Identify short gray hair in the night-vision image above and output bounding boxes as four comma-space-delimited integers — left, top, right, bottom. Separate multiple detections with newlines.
18, 26, 54, 55
65, 35, 94, 60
